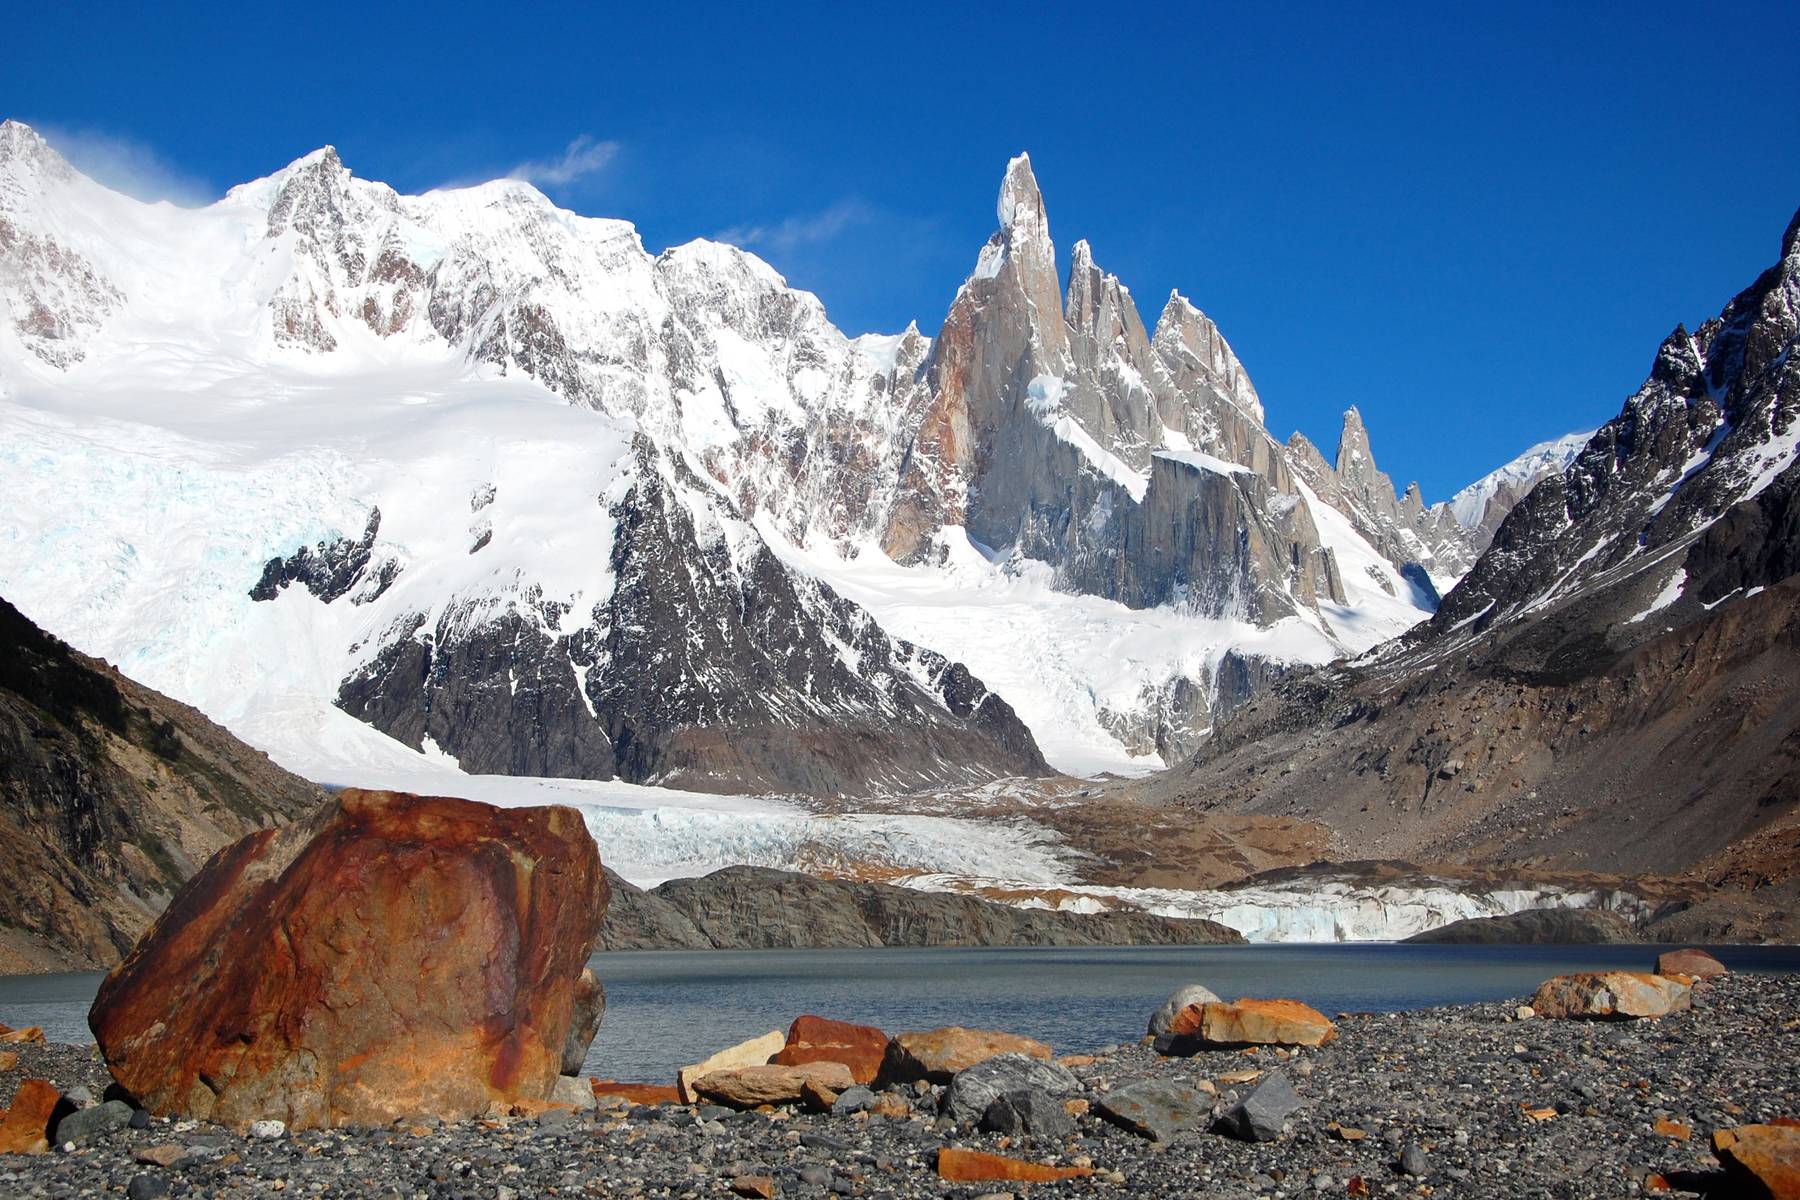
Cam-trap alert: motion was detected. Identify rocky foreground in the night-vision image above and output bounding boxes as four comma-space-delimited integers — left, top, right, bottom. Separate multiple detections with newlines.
2, 971, 1795, 1199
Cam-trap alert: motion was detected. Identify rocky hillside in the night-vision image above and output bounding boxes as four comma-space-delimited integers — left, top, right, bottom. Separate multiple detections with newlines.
1153, 206, 1800, 883
595, 866, 1243, 950
0, 596, 323, 972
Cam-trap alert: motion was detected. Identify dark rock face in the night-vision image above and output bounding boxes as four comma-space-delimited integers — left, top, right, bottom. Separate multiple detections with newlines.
320, 443, 1045, 797
90, 789, 608, 1130
250, 510, 393, 605
594, 865, 1244, 951
1403, 907, 1639, 944
941, 1053, 1078, 1124
0, 596, 322, 973
1212, 1071, 1301, 1142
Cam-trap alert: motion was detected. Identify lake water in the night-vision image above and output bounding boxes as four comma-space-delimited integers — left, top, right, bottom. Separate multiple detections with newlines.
7, 943, 1798, 1083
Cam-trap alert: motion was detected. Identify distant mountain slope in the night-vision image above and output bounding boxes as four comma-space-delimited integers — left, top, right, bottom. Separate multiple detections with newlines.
1450, 431, 1591, 550
1154, 205, 1800, 878
0, 595, 323, 972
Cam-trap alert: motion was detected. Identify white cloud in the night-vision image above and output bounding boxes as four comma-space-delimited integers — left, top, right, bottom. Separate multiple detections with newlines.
508, 135, 619, 188
37, 126, 214, 207
716, 199, 872, 255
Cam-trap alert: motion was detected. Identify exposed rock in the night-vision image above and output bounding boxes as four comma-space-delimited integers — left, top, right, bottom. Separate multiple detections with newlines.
675, 1031, 785, 1104
622, 866, 1241, 951
548, 1075, 596, 1111
729, 1175, 776, 1199
590, 1081, 679, 1106
561, 968, 605, 1076
878, 1028, 1051, 1086
941, 1054, 1078, 1124
51, 1099, 132, 1144
935, 1146, 1094, 1184
690, 1062, 854, 1109
770, 1015, 888, 1085
1147, 983, 1221, 1037
88, 789, 607, 1130
1403, 908, 1639, 944
1212, 1071, 1302, 1142
981, 1088, 1076, 1139
1095, 1079, 1212, 1143
1169, 998, 1336, 1048
0, 1078, 59, 1154
1656, 947, 1728, 979
0, 596, 323, 974
829, 1085, 874, 1115
1713, 1124, 1800, 1200
1529, 972, 1692, 1020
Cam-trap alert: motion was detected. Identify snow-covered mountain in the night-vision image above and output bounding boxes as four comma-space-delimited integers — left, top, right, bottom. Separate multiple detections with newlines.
1448, 430, 1591, 550
0, 120, 1507, 790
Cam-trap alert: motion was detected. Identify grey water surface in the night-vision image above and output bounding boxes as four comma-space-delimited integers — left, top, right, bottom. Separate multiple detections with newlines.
5, 943, 1796, 1084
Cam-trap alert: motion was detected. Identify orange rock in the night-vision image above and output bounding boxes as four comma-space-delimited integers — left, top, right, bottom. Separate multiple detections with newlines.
1654, 1118, 1691, 1141
0, 1051, 17, 1071
88, 789, 608, 1131
590, 1080, 680, 1106
1529, 972, 1691, 1020
936, 1146, 1095, 1183
879, 1027, 1052, 1084
730, 1175, 777, 1199
1655, 948, 1727, 980
0, 1078, 59, 1154
1644, 1173, 1671, 1194
1713, 1124, 1800, 1199
692, 1062, 855, 1109
770, 1015, 888, 1085
1057, 1054, 1097, 1067
869, 1092, 912, 1119
1172, 998, 1336, 1047
0, 1028, 44, 1045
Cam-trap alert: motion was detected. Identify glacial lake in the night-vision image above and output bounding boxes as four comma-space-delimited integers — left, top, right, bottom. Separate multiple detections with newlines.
6, 943, 1798, 1083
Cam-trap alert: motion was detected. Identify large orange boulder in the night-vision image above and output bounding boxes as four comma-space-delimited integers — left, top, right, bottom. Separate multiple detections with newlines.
771, 1015, 888, 1085
879, 1027, 1052, 1085
88, 789, 608, 1131
1170, 998, 1336, 1048
1713, 1124, 1800, 1199
1529, 972, 1691, 1020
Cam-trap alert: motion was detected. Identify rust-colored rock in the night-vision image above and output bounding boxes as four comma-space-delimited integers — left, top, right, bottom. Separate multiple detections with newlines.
771, 1015, 888, 1085
936, 1146, 1095, 1183
869, 1092, 912, 1119
676, 1030, 785, 1103
1713, 1124, 1800, 1199
730, 1175, 777, 1199
1170, 998, 1336, 1047
1654, 1117, 1692, 1141
0, 1078, 59, 1154
1656, 948, 1727, 979
1529, 972, 1692, 1020
87, 789, 608, 1131
692, 1062, 854, 1109
591, 1080, 679, 1106
0, 1027, 44, 1045
0, 1051, 17, 1071
878, 1027, 1052, 1085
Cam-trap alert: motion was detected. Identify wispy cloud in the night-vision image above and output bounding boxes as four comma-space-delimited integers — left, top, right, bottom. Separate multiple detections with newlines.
37, 125, 214, 206
508, 134, 619, 188
716, 199, 873, 255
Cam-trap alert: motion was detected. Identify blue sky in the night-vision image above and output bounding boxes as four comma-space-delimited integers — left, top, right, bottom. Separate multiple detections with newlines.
9, 2, 1798, 501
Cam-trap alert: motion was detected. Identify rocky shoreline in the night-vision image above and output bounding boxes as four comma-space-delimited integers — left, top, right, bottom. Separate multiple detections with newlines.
3, 970, 1795, 1199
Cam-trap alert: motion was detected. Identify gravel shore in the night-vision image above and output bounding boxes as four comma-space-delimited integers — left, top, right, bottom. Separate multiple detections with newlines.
2, 972, 1795, 1199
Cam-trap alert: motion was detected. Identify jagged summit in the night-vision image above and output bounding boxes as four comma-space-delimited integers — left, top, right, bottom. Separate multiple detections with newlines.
995, 152, 1044, 231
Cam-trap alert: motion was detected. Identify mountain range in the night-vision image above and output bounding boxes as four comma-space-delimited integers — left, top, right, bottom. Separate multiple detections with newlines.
2, 117, 1795, 950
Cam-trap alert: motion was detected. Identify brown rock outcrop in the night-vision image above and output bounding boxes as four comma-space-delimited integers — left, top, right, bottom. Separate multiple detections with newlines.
88, 788, 607, 1131
879, 1027, 1052, 1085
1529, 972, 1692, 1020
691, 1062, 854, 1109
1656, 948, 1727, 979
1713, 1124, 1800, 1199
770, 1015, 888, 1085
1170, 998, 1336, 1047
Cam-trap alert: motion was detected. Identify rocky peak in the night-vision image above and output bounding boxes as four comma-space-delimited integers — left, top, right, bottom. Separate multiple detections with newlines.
1150, 291, 1264, 424
996, 152, 1046, 233
0, 120, 74, 187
